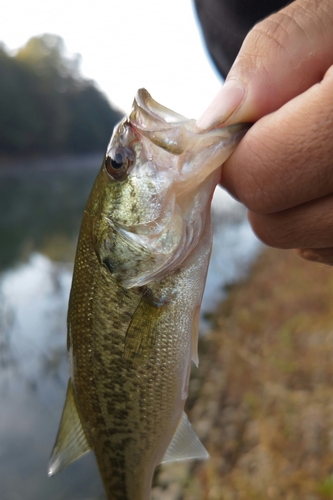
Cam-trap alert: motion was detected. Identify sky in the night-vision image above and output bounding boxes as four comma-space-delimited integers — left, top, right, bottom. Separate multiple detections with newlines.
1, 0, 223, 117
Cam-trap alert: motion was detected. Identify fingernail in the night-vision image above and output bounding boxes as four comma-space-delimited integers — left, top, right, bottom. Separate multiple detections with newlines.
196, 79, 246, 132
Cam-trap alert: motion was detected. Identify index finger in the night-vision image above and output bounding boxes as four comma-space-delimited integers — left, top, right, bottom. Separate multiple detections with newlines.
222, 65, 333, 214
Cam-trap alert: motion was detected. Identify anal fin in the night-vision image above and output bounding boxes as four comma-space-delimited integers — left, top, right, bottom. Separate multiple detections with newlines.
161, 412, 209, 464
48, 379, 91, 476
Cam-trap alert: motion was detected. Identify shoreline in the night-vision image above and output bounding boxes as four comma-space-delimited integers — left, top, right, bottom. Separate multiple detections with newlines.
0, 152, 104, 174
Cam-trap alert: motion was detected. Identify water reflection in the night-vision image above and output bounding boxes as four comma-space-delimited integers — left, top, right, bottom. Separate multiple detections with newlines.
0, 154, 102, 270
0, 159, 105, 499
0, 159, 260, 499
0, 253, 70, 387
0, 254, 105, 499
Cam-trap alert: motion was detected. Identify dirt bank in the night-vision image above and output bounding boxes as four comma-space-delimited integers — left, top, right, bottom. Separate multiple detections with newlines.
153, 247, 333, 500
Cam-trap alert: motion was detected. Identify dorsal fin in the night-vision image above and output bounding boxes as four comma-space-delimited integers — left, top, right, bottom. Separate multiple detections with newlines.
48, 379, 91, 476
161, 412, 209, 464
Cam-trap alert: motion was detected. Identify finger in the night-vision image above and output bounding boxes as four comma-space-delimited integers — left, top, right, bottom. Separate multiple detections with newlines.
297, 248, 333, 266
197, 0, 333, 130
248, 193, 333, 250
221, 65, 333, 214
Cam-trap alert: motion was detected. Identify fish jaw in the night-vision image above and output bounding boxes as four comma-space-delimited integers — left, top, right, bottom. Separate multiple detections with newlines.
130, 89, 248, 187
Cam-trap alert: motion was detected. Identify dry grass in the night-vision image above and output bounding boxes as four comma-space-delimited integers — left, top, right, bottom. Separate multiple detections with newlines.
153, 248, 333, 500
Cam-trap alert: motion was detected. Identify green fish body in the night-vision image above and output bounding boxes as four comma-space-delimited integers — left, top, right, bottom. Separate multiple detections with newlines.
49, 89, 247, 500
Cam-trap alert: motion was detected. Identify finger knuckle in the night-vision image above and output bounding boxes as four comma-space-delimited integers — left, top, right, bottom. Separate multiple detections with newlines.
233, 134, 290, 214
245, 12, 301, 65
248, 212, 293, 249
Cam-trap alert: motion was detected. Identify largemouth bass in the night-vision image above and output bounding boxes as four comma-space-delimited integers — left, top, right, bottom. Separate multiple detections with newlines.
49, 89, 247, 499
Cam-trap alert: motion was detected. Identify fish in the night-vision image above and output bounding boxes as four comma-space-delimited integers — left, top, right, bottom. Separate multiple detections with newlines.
48, 89, 247, 500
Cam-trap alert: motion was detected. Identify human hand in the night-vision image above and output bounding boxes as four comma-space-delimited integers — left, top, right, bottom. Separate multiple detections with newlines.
197, 0, 333, 265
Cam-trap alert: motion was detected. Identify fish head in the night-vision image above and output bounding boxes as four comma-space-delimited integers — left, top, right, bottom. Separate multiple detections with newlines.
92, 89, 248, 288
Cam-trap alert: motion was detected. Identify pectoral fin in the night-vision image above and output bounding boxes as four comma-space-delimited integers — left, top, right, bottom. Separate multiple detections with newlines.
161, 412, 209, 464
124, 289, 165, 366
48, 379, 91, 476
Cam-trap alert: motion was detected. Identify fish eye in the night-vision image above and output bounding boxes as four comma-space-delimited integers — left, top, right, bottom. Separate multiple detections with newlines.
105, 146, 135, 180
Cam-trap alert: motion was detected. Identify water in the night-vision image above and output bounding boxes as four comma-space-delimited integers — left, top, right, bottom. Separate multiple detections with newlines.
0, 157, 261, 499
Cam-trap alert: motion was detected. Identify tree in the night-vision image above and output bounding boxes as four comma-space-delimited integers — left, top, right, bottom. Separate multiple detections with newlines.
0, 34, 123, 156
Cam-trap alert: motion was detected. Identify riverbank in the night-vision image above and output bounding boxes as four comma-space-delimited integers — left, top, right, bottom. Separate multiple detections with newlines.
153, 247, 333, 500
0, 152, 104, 174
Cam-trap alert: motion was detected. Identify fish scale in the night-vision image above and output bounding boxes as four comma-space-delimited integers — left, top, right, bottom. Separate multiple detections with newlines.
49, 89, 248, 499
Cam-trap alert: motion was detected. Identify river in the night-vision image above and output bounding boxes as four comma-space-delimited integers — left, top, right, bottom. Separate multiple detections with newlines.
0, 155, 261, 499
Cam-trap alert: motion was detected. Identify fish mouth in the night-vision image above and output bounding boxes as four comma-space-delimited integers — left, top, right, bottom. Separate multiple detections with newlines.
129, 89, 197, 156
130, 89, 249, 170
126, 89, 250, 219
132, 89, 189, 127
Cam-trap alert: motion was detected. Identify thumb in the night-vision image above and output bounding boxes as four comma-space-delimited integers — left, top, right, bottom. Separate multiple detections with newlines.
196, 0, 333, 129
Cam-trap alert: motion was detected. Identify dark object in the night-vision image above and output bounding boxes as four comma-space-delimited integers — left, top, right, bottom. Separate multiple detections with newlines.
194, 0, 289, 77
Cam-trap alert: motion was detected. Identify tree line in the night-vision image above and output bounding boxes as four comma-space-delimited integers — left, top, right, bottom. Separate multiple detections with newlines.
0, 34, 123, 156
